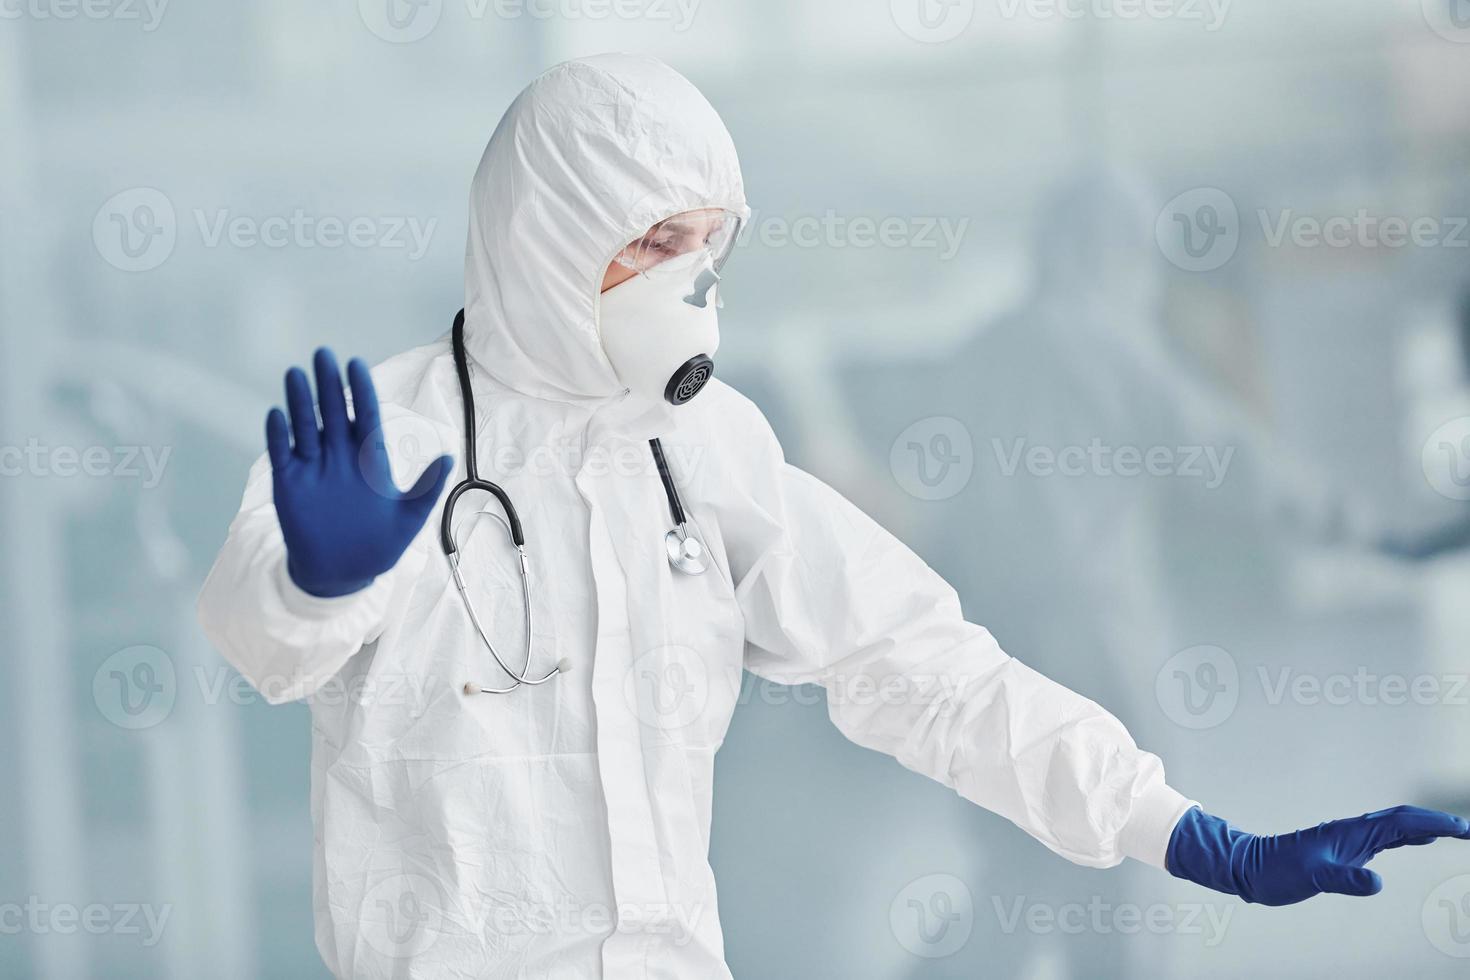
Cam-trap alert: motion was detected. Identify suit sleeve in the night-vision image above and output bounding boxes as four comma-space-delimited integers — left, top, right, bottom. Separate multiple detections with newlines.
723, 413, 1196, 868
196, 452, 429, 705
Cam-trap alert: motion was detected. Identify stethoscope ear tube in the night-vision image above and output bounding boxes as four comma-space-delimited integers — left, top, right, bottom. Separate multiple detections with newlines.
440, 479, 525, 554
446, 309, 525, 552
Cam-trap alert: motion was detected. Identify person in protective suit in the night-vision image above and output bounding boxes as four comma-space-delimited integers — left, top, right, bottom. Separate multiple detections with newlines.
199, 54, 1470, 979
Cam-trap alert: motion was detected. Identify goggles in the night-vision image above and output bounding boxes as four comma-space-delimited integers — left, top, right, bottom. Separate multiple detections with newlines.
611, 208, 742, 279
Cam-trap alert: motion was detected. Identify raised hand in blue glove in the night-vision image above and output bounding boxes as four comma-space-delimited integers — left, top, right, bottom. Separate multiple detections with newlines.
1167, 804, 1470, 906
266, 348, 453, 598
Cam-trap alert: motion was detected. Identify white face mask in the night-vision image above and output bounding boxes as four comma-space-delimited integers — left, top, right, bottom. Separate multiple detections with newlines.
598, 251, 721, 407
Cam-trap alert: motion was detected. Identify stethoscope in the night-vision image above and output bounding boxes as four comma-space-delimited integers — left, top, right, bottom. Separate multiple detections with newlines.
443, 310, 706, 695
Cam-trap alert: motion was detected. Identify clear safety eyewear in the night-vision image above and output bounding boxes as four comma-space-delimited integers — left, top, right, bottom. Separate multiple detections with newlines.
612, 208, 742, 279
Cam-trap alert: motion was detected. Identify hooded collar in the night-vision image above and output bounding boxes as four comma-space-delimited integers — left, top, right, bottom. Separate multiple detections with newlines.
462, 53, 749, 430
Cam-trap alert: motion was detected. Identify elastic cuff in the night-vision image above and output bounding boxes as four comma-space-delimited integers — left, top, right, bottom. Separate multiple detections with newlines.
273, 556, 388, 620
1118, 784, 1199, 869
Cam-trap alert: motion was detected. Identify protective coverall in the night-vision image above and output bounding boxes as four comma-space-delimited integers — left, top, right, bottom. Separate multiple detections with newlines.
198, 53, 1195, 979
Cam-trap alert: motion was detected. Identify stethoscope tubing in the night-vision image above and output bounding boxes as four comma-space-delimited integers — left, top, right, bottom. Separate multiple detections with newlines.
443, 309, 701, 694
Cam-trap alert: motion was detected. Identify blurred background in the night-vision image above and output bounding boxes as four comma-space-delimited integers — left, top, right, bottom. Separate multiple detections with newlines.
5, 0, 1470, 976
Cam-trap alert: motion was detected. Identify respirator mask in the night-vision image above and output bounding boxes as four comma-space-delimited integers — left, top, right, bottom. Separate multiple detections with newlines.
598, 208, 741, 407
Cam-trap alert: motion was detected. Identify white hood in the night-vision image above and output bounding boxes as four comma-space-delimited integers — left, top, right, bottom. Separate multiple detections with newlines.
463, 53, 749, 404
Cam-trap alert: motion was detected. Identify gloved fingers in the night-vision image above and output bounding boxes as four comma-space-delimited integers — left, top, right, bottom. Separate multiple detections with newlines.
314, 348, 350, 447
347, 357, 381, 443
400, 455, 454, 523
285, 366, 320, 459
1357, 806, 1470, 852
1316, 863, 1383, 898
266, 408, 292, 469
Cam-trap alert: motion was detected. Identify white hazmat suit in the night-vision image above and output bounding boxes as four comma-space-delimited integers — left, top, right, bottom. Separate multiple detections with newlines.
198, 54, 1196, 979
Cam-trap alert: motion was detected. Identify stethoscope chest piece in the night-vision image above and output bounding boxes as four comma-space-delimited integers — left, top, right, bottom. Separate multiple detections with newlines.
665, 525, 707, 575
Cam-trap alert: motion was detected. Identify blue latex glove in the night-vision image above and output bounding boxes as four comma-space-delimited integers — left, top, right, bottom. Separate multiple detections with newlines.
1167, 805, 1470, 906
266, 348, 452, 597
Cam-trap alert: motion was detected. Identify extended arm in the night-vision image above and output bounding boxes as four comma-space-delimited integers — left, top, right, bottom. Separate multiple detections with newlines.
722, 408, 1470, 894
197, 348, 450, 703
